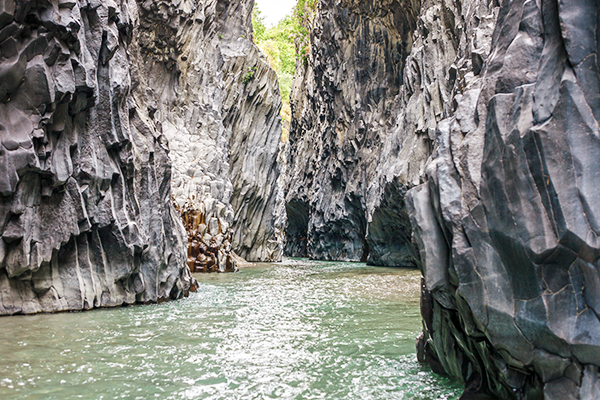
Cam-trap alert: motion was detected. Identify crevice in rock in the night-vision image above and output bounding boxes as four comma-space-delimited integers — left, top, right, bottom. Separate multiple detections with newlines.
366, 178, 418, 267
285, 199, 309, 258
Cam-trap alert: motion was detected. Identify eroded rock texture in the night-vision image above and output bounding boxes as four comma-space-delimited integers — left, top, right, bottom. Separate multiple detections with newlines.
178, 202, 238, 273
288, 0, 600, 397
286, 0, 483, 266
144, 0, 284, 264
286, 0, 421, 263
0, 0, 196, 315
407, 0, 600, 398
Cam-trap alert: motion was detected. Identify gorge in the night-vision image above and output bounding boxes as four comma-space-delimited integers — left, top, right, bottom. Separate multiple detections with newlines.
1, 0, 600, 399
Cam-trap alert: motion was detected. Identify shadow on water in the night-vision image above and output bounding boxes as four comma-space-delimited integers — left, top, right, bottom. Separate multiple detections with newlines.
0, 258, 462, 399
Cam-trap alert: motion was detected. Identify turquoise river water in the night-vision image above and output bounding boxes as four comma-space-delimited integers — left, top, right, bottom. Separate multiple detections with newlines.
0, 259, 461, 399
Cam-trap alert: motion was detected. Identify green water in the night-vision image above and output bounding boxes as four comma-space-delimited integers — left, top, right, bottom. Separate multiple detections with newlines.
0, 259, 461, 399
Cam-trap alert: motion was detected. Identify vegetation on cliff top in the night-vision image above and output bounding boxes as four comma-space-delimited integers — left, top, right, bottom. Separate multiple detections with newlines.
251, 1, 317, 128
251, 7, 296, 102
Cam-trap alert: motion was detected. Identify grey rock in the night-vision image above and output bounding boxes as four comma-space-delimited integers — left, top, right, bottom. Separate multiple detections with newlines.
209, 218, 220, 237
366, 178, 417, 267
147, 0, 284, 264
288, 0, 600, 398
285, 0, 422, 262
406, 0, 600, 398
0, 0, 201, 315
580, 365, 600, 400
543, 377, 579, 400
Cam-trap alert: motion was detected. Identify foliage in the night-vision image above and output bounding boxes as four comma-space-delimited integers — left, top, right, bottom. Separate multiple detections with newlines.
251, 6, 267, 42
293, 0, 317, 62
242, 66, 258, 84
251, 1, 318, 110
278, 72, 294, 102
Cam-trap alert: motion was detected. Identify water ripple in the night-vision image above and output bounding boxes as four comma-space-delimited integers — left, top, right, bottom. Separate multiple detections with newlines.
0, 260, 461, 399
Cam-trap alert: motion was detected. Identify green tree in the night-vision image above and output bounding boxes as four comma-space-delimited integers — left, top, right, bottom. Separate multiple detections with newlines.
251, 1, 318, 110
252, 5, 267, 42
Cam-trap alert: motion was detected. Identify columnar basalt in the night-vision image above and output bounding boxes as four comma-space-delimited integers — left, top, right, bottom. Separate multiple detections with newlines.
286, 0, 600, 397
178, 201, 238, 273
286, 0, 421, 262
285, 0, 484, 266
408, 0, 600, 398
0, 0, 195, 315
138, 0, 285, 265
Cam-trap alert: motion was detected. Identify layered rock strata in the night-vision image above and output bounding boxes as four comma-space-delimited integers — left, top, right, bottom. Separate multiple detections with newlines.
140, 0, 284, 264
407, 0, 600, 398
0, 0, 195, 315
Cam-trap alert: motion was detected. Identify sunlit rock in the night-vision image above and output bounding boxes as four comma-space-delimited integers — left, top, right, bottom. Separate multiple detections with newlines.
0, 0, 197, 315
143, 0, 285, 264
407, 0, 600, 398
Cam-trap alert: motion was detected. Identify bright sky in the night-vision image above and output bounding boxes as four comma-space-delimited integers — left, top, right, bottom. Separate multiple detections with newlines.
254, 0, 296, 27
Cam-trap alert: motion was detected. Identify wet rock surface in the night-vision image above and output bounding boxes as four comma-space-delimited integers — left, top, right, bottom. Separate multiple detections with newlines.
407, 0, 600, 398
144, 0, 285, 264
0, 0, 196, 315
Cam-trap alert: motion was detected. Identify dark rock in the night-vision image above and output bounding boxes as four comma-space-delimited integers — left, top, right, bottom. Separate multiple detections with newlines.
285, 0, 421, 263
367, 179, 417, 267
0, 0, 195, 315
406, 0, 600, 398
286, 0, 600, 397
285, 199, 309, 257
0, 0, 15, 30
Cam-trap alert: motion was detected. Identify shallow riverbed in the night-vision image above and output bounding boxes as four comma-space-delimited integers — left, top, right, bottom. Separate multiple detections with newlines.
0, 259, 461, 399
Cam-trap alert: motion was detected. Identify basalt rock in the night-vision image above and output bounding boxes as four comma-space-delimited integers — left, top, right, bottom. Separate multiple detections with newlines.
286, 0, 421, 262
0, 0, 195, 315
287, 0, 600, 397
285, 0, 484, 266
407, 0, 600, 398
178, 201, 238, 273
142, 0, 285, 265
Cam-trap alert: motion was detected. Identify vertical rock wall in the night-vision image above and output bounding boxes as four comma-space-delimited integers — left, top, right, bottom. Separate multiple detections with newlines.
286, 0, 421, 262
287, 0, 600, 397
408, 0, 600, 398
286, 0, 491, 268
142, 0, 284, 267
0, 0, 194, 315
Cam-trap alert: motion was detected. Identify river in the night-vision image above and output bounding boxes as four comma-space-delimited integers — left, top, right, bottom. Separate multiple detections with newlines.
0, 259, 461, 399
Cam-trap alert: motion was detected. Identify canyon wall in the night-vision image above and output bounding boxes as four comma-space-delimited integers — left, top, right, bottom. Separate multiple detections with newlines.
0, 0, 283, 314
0, 0, 195, 315
286, 0, 422, 263
408, 0, 600, 398
288, 0, 600, 398
285, 0, 482, 266
144, 0, 284, 266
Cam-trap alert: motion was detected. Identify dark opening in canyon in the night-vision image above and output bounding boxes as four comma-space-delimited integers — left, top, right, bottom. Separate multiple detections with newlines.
284, 199, 309, 257
366, 179, 417, 267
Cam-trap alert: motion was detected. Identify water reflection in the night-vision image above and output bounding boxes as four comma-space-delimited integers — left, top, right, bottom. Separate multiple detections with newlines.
0, 259, 461, 399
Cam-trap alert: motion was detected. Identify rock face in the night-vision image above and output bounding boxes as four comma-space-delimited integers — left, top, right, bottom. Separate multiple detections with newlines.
286, 0, 473, 266
407, 0, 600, 398
286, 0, 422, 263
0, 0, 196, 315
288, 0, 600, 397
149, 0, 284, 265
